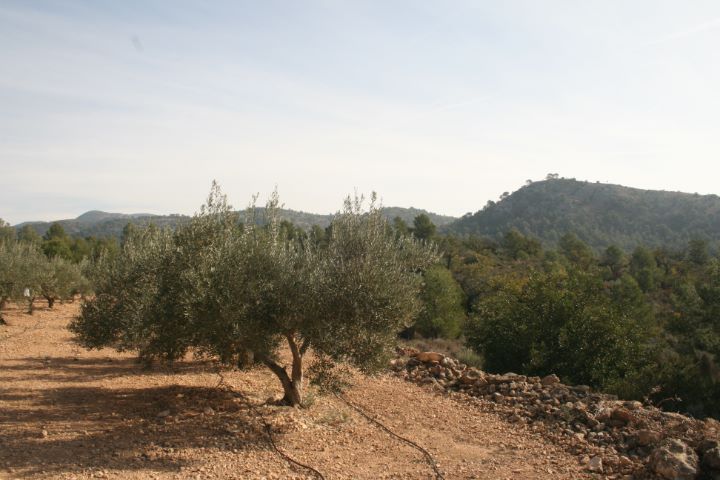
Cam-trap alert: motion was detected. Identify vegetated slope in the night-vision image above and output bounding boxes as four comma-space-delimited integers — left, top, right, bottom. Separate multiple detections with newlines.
446, 178, 720, 250
15, 207, 456, 239
379, 207, 456, 228
0, 303, 586, 479
14, 212, 178, 238
74, 211, 155, 224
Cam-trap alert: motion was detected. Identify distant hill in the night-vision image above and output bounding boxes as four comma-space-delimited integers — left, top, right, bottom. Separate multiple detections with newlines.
15, 207, 456, 239
379, 207, 456, 228
74, 210, 154, 224
445, 178, 720, 251
15, 213, 187, 239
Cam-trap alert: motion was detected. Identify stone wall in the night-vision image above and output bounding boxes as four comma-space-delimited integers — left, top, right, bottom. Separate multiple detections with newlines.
391, 349, 720, 479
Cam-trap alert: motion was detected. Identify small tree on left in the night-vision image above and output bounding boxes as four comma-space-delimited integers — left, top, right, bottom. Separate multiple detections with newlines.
1, 239, 89, 320
0, 240, 24, 323
0, 241, 42, 320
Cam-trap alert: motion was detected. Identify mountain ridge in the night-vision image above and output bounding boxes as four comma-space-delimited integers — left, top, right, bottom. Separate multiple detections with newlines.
444, 178, 720, 250
13, 178, 720, 250
14, 207, 457, 239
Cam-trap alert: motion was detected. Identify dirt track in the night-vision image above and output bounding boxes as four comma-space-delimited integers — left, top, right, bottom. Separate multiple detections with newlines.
0, 303, 589, 479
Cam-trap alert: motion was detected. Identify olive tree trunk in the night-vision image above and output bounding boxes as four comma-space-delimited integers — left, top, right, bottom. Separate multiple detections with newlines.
260, 333, 305, 406
0, 296, 7, 325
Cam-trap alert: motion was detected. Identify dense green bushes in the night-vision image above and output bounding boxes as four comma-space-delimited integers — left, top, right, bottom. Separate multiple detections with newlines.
413, 265, 466, 339
466, 269, 653, 391
430, 226, 720, 419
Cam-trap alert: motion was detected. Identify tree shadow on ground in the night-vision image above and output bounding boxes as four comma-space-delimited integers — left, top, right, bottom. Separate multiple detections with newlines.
0, 355, 216, 385
0, 382, 279, 477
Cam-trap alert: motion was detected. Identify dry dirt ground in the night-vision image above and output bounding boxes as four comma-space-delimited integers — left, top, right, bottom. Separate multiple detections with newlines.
0, 303, 591, 480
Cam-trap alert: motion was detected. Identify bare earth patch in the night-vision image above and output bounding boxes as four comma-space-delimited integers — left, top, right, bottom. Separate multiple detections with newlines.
0, 303, 589, 479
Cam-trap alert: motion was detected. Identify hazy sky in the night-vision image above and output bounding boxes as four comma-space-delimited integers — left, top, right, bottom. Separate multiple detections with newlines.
2, 1, 720, 224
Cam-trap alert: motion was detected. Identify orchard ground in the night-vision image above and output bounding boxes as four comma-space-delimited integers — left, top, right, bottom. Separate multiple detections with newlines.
0, 302, 589, 479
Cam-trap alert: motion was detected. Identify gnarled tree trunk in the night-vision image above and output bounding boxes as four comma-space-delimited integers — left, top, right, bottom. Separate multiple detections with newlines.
0, 296, 8, 324
260, 332, 305, 406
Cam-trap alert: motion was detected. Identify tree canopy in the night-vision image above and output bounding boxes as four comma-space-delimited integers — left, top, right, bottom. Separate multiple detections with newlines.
70, 185, 437, 406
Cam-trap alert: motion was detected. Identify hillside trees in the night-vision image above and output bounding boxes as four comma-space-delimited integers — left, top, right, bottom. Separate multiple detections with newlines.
688, 238, 710, 266
42, 223, 73, 260
663, 259, 720, 416
446, 178, 720, 250
70, 186, 437, 406
630, 246, 660, 292
601, 245, 627, 280
413, 265, 466, 339
465, 267, 654, 391
443, 232, 720, 417
501, 229, 541, 260
558, 233, 594, 268
392, 217, 410, 238
17, 225, 41, 243
12, 220, 119, 265
411, 214, 437, 241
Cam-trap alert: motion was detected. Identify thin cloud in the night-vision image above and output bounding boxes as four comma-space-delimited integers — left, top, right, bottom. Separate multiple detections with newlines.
644, 17, 720, 47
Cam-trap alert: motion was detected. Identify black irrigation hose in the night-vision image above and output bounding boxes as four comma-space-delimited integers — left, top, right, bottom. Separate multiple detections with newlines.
335, 392, 445, 480
215, 372, 326, 480
246, 399, 326, 480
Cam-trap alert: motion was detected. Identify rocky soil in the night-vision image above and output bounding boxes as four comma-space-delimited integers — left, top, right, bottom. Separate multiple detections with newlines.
391, 350, 720, 479
3, 302, 718, 479
0, 302, 591, 479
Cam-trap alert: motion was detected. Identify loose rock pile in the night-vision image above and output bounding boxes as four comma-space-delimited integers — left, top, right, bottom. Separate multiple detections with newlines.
391, 349, 720, 479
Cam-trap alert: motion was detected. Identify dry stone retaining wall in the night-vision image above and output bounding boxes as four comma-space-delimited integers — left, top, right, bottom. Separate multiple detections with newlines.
391, 349, 720, 479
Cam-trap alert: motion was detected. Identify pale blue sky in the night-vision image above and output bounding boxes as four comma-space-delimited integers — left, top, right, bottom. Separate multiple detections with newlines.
2, 1, 720, 224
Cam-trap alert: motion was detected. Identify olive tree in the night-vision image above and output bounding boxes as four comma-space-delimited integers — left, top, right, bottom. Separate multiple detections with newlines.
0, 219, 14, 243
0, 240, 41, 318
72, 225, 184, 361
1, 239, 89, 320
0, 241, 23, 323
1, 241, 19, 309
38, 257, 88, 308
70, 185, 437, 405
